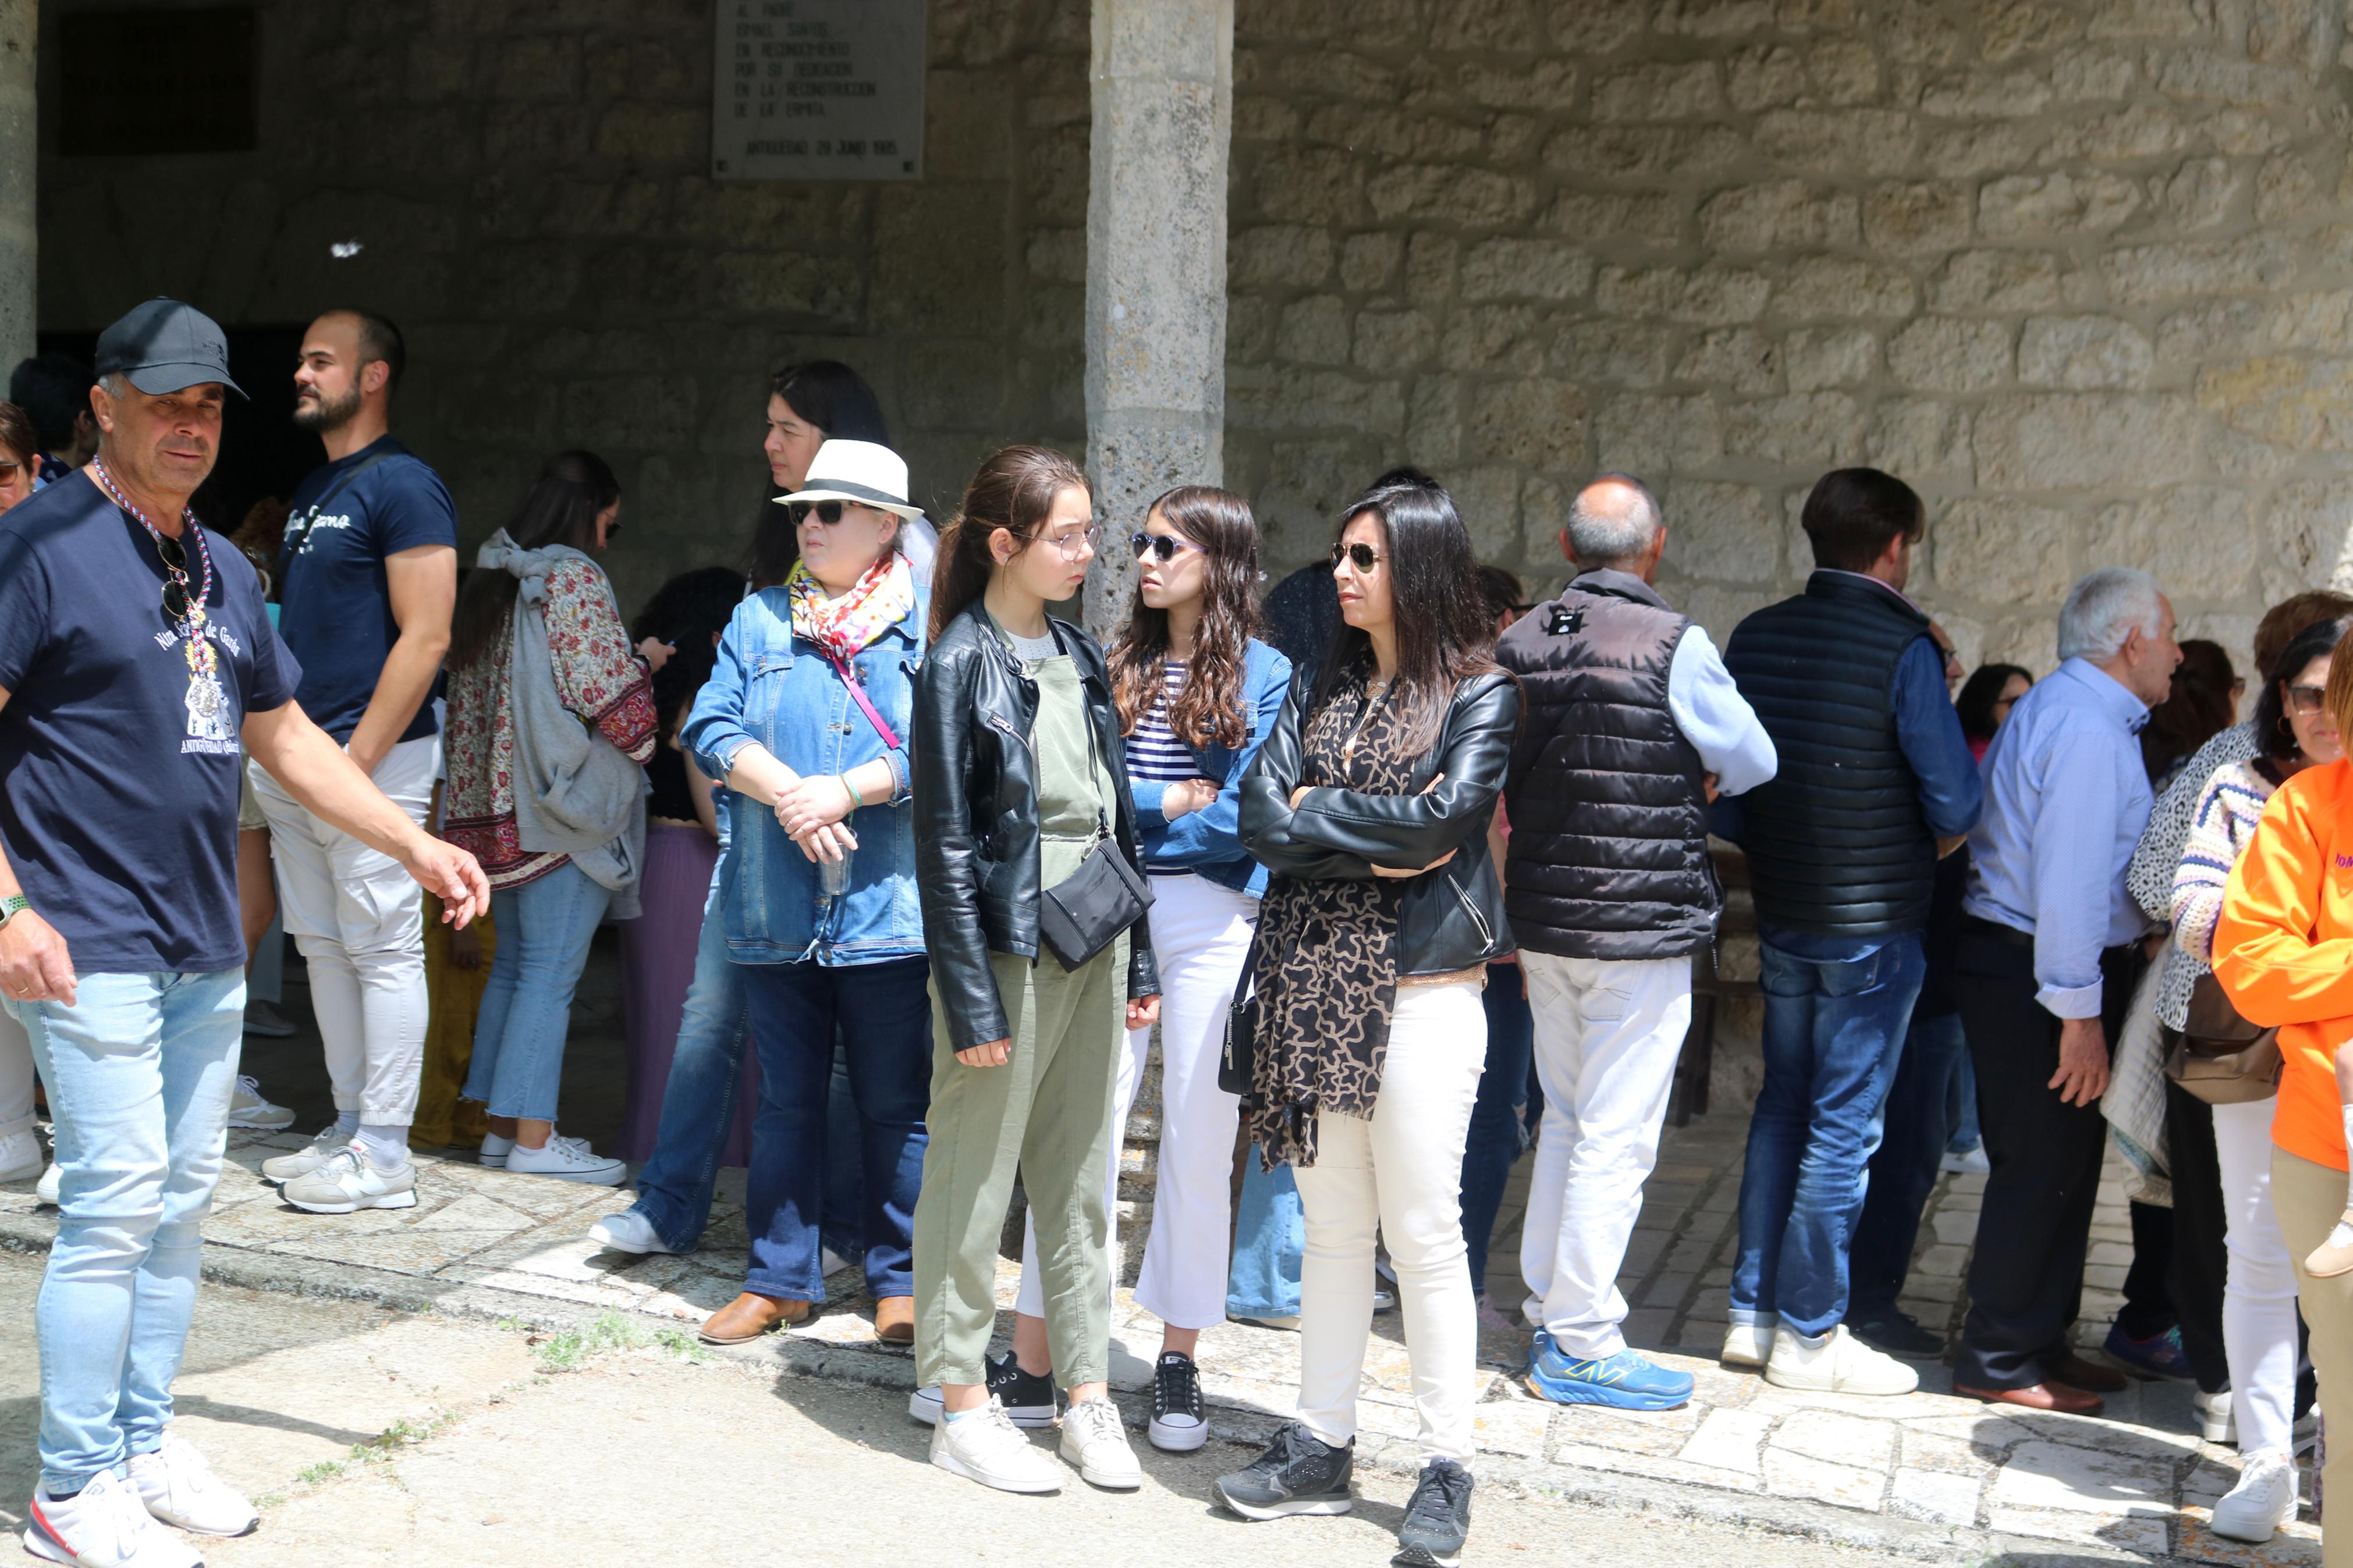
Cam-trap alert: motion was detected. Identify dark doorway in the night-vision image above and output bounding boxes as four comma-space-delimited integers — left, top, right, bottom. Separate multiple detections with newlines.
35, 323, 325, 539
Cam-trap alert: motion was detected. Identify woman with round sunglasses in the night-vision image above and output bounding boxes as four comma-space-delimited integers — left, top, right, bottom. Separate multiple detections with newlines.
908, 445, 1160, 1495
677, 439, 934, 1347
1216, 474, 1517, 1568
991, 488, 1291, 1452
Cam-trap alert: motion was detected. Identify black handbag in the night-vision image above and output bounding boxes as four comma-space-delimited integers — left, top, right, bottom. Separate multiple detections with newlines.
1218, 922, 1265, 1100
1035, 705, 1154, 970
2163, 970, 2283, 1105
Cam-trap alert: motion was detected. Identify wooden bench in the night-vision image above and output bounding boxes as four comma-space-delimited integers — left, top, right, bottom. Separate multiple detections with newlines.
1670, 846, 1759, 1127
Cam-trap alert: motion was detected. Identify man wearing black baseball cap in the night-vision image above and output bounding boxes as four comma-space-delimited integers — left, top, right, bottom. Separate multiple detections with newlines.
0, 298, 489, 1565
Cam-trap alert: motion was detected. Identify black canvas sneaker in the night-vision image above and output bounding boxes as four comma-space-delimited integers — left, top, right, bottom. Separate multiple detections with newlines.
907, 1351, 1060, 1428
1393, 1458, 1474, 1567
1148, 1351, 1208, 1452
1213, 1421, 1354, 1520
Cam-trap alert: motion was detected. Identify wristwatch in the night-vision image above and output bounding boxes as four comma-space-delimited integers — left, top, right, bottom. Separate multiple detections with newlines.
0, 894, 27, 929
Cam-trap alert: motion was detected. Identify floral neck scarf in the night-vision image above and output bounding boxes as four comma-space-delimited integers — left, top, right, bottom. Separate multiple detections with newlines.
786, 554, 915, 661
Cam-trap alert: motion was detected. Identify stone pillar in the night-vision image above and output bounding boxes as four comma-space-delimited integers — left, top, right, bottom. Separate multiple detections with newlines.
0, 1, 31, 375
1081, 0, 1232, 637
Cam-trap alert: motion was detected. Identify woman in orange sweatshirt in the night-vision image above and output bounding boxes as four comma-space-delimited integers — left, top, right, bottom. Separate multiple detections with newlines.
2214, 630, 2353, 1561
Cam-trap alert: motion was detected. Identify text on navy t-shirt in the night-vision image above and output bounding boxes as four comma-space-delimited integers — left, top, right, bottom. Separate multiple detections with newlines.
278, 434, 457, 744
0, 472, 301, 975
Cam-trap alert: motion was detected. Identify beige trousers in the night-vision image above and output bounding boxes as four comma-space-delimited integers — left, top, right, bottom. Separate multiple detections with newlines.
2272, 1145, 2353, 1565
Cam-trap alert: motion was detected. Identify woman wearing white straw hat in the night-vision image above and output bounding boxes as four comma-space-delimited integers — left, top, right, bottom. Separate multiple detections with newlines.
679, 438, 936, 1345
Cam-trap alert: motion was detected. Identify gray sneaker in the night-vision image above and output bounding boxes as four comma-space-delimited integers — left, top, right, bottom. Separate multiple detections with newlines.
281, 1146, 416, 1214
260, 1127, 347, 1184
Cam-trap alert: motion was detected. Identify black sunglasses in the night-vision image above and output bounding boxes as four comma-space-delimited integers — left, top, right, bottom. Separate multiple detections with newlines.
153, 533, 194, 624
1329, 542, 1382, 573
1130, 531, 1204, 564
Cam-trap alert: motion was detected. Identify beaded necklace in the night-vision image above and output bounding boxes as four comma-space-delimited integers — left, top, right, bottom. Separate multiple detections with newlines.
93, 458, 225, 712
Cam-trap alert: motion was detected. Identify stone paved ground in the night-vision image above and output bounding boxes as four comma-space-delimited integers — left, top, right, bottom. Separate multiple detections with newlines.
0, 1104, 2322, 1566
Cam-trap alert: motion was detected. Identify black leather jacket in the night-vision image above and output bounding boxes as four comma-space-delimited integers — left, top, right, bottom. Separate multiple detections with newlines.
913, 602, 1160, 1054
1239, 666, 1520, 976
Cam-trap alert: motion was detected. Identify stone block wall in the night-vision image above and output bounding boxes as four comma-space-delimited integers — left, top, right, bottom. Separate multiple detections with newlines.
34, 0, 1089, 611
1223, 0, 2353, 673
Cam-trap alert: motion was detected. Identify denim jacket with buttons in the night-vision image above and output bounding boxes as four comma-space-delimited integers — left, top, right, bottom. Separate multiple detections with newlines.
1130, 638, 1293, 898
683, 582, 928, 966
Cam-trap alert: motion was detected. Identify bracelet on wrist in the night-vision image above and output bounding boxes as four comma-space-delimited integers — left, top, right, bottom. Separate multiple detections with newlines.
840, 774, 867, 810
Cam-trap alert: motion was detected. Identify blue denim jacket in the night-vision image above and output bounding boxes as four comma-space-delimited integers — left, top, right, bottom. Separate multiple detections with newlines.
683, 583, 928, 966
1130, 638, 1292, 897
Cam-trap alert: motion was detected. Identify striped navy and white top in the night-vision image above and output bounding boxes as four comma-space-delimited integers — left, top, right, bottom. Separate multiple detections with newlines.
1130, 661, 1199, 870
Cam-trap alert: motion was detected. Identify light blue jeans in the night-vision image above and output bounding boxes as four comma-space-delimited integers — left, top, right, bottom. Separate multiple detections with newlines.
464, 861, 613, 1121
1227, 1158, 1304, 1320
8, 969, 244, 1492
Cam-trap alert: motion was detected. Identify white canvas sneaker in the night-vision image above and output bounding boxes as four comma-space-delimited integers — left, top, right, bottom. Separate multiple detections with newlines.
588, 1210, 675, 1255
929, 1396, 1064, 1494
222, 1075, 296, 1131
1765, 1324, 1919, 1396
126, 1431, 258, 1537
280, 1146, 417, 1214
2209, 1450, 2298, 1542
36, 1162, 60, 1206
0, 1126, 41, 1182
1720, 1320, 1774, 1369
2194, 1386, 2237, 1445
478, 1131, 516, 1169
506, 1134, 626, 1185
1060, 1398, 1142, 1489
23, 1469, 201, 1568
260, 1126, 347, 1183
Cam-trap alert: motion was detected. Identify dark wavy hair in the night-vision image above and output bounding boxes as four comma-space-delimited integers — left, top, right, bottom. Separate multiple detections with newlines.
750, 360, 891, 588
1954, 662, 2032, 743
633, 566, 745, 741
929, 445, 1092, 641
2141, 638, 2238, 784
2257, 617, 2351, 762
1311, 477, 1502, 759
448, 450, 620, 673
1108, 486, 1259, 749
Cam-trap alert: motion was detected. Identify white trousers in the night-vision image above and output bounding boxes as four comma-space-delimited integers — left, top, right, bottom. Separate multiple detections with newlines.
1296, 981, 1485, 1466
1015, 873, 1258, 1330
1518, 950, 1692, 1357
250, 735, 437, 1127
2214, 1097, 2302, 1457
0, 1005, 33, 1140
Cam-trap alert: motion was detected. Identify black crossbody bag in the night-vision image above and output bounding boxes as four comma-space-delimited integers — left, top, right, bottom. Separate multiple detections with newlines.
1218, 919, 1265, 1101
1035, 696, 1154, 970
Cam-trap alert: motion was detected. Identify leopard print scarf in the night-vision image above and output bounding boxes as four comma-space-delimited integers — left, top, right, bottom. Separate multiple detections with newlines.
1247, 664, 1418, 1168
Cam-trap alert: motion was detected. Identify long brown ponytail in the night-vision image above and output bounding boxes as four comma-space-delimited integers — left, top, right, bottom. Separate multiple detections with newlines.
928, 445, 1091, 642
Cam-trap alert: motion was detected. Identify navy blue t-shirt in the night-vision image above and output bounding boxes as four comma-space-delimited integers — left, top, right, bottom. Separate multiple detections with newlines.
278, 435, 457, 743
0, 472, 300, 975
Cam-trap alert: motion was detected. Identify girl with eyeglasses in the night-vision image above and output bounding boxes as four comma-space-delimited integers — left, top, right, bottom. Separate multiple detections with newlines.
907, 445, 1160, 1495
1216, 476, 1518, 1567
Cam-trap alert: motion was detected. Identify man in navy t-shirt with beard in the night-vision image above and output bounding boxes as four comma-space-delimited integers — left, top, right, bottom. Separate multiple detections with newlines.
0, 298, 486, 1562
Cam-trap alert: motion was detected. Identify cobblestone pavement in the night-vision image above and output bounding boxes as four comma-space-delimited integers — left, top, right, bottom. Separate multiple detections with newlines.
0, 1108, 2322, 1565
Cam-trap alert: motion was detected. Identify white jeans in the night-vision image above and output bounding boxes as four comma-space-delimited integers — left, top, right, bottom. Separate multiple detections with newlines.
1013, 874, 1257, 1328
0, 1005, 33, 1140
1296, 981, 1485, 1466
250, 735, 437, 1127
2214, 1097, 2301, 1457
1518, 951, 1691, 1357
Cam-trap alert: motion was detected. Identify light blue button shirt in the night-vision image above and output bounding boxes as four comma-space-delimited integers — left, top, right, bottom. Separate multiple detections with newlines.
1665, 624, 1777, 797
1961, 657, 2155, 1019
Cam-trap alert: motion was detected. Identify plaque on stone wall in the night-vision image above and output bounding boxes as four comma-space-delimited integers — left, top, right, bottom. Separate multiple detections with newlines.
712, 0, 926, 181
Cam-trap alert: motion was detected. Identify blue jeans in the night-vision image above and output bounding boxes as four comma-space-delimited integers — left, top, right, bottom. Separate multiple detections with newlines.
626, 862, 751, 1254
822, 1041, 865, 1263
1945, 1044, 1982, 1154
464, 861, 612, 1121
737, 955, 931, 1301
1460, 969, 1534, 1295
9, 969, 244, 1492
1849, 1008, 1969, 1320
1729, 929, 1925, 1339
1227, 1158, 1304, 1320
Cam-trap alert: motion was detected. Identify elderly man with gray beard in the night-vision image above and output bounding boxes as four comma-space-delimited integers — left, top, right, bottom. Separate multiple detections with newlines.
1496, 474, 1776, 1411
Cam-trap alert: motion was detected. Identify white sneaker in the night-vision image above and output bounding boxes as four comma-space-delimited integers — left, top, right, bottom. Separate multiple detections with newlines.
23, 1469, 201, 1567
930, 1396, 1063, 1494
36, 1162, 60, 1206
1060, 1396, 1142, 1489
1721, 1320, 1775, 1369
478, 1132, 516, 1169
126, 1431, 258, 1537
506, 1134, 626, 1185
223, 1075, 296, 1131
1765, 1324, 1919, 1396
0, 1126, 41, 1182
260, 1126, 347, 1183
279, 1146, 417, 1214
2194, 1386, 2237, 1445
1940, 1144, 1990, 1176
2209, 1450, 2297, 1542
589, 1210, 676, 1255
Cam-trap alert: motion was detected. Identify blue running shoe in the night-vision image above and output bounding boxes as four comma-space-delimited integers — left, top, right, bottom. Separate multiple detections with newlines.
1527, 1335, 1695, 1411
2103, 1323, 2195, 1382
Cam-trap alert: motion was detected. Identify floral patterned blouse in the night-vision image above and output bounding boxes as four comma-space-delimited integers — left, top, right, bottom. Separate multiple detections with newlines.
443, 557, 659, 890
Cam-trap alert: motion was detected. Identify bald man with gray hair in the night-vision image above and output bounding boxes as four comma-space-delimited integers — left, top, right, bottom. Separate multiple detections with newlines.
1494, 473, 1775, 1411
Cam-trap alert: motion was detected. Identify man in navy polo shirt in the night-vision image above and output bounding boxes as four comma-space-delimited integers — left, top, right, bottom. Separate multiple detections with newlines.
249, 310, 459, 1217
0, 298, 486, 1565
